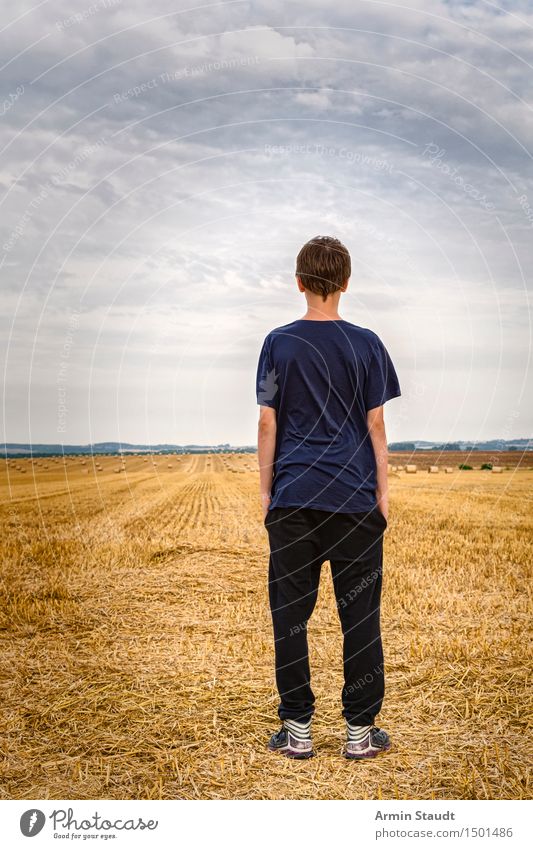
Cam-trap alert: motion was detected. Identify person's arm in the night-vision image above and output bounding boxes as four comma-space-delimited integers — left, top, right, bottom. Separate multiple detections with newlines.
366, 404, 388, 521
258, 405, 277, 519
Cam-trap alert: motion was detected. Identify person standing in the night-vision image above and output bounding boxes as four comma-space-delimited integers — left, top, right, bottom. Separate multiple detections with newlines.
256, 236, 401, 759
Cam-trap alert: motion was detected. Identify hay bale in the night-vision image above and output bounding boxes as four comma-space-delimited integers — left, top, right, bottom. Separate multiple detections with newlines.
405, 464, 417, 473
428, 465, 439, 473
444, 466, 454, 473
491, 466, 503, 473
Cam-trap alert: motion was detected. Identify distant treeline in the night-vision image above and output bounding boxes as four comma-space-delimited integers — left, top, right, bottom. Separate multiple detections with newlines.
389, 442, 528, 451
2, 439, 530, 459
1, 445, 257, 458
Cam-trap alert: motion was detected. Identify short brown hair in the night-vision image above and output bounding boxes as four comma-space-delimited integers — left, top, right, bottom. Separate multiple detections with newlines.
296, 236, 351, 302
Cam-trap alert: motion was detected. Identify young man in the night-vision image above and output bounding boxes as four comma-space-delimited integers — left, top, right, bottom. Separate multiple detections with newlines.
256, 235, 401, 760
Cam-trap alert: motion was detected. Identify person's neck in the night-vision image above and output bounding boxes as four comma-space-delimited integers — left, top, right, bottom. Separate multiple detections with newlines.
301, 303, 342, 321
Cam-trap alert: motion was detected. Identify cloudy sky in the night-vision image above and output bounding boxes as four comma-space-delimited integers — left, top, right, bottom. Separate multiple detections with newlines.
1, 0, 532, 445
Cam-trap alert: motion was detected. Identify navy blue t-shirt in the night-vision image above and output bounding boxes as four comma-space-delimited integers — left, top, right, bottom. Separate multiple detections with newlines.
256, 319, 401, 513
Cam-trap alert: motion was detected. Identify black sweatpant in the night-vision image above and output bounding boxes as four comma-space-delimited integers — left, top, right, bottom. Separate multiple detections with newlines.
265, 504, 387, 726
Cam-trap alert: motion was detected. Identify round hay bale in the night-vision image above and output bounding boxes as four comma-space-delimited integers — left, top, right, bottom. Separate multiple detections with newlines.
428, 465, 439, 473
405, 464, 417, 473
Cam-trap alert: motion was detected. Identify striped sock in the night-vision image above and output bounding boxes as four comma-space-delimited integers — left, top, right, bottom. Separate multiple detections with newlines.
283, 718, 312, 740
346, 722, 372, 742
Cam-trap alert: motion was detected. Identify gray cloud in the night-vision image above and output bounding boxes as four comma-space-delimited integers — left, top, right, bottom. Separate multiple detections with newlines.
1, 0, 532, 444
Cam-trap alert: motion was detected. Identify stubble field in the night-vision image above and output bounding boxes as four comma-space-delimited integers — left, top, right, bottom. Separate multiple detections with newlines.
0, 452, 531, 800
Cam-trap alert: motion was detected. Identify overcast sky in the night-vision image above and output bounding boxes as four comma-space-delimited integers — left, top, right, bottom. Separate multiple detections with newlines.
1, 0, 532, 445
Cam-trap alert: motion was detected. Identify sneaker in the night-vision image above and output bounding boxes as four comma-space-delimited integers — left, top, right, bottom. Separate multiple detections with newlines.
343, 726, 391, 760
267, 719, 314, 759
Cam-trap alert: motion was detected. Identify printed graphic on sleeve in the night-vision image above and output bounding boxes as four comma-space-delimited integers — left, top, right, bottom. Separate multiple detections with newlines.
258, 368, 279, 405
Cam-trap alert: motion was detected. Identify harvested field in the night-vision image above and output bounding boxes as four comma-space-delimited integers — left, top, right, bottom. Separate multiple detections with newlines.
0, 453, 531, 800
389, 451, 530, 471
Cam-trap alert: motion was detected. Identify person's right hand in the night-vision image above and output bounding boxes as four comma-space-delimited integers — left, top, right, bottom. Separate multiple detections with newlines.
376, 491, 388, 522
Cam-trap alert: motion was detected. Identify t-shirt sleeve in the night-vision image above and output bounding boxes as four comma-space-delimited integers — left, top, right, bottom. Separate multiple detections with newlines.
363, 336, 401, 412
256, 335, 279, 409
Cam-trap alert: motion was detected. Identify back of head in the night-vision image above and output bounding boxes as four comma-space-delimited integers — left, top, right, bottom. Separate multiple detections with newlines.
296, 236, 351, 302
